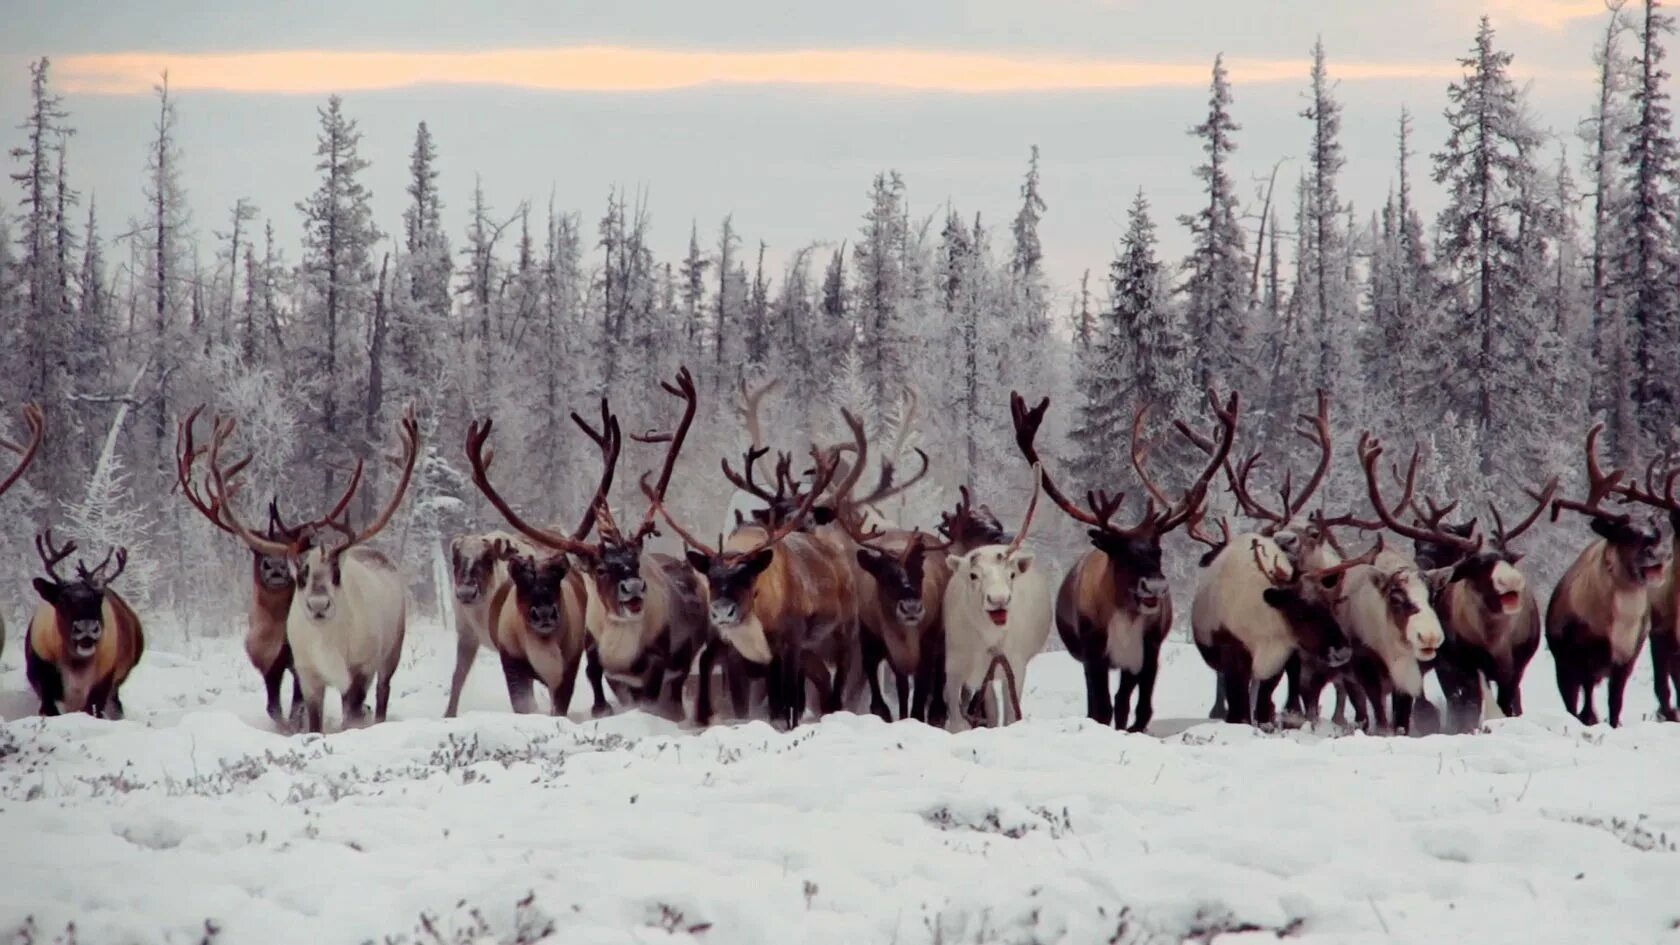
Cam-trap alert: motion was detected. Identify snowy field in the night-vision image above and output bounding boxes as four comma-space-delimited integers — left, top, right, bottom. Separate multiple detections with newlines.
5, 616, 1680, 945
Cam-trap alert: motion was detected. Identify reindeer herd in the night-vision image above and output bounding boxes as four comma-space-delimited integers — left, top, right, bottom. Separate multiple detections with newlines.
2, 371, 1677, 740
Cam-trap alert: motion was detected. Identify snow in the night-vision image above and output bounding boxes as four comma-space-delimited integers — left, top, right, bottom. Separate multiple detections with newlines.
6, 620, 1680, 944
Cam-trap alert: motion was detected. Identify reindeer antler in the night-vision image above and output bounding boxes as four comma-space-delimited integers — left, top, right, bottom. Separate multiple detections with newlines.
0, 403, 45, 500
34, 529, 76, 581
175, 404, 252, 536
1550, 422, 1631, 523
1357, 432, 1483, 553
568, 397, 621, 543
76, 546, 128, 589
627, 366, 700, 542
466, 414, 601, 557
1489, 477, 1559, 552
1616, 450, 1680, 514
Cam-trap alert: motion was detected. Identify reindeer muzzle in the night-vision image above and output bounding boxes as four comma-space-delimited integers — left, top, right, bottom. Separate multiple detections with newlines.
1325, 645, 1352, 669
709, 600, 741, 627
527, 604, 561, 634
454, 583, 483, 605
1136, 578, 1169, 613
617, 579, 646, 614
304, 597, 332, 620
896, 599, 925, 624
70, 620, 102, 657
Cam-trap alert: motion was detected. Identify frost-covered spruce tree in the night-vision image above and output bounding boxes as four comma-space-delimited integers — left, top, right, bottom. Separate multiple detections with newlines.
1614, 0, 1679, 452
141, 73, 190, 471
1582, 4, 1638, 459
854, 172, 909, 420
1298, 38, 1354, 397
9, 57, 76, 501
296, 94, 381, 505
1179, 54, 1252, 395
1429, 17, 1547, 475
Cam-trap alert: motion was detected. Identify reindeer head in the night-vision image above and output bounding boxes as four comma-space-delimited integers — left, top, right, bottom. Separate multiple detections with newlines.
506, 552, 574, 637
1248, 535, 1364, 669
856, 533, 936, 630
1010, 387, 1239, 617
1549, 423, 1676, 590
449, 534, 508, 605
32, 531, 126, 663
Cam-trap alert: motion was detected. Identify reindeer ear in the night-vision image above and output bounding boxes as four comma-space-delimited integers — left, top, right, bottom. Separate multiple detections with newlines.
1589, 516, 1623, 541
946, 554, 964, 574
1012, 552, 1035, 574
685, 550, 711, 575
742, 547, 775, 578
813, 506, 837, 526
32, 578, 60, 605
1261, 586, 1298, 613
855, 549, 887, 575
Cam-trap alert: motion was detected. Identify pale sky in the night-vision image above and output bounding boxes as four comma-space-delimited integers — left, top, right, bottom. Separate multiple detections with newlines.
1, 1, 1609, 307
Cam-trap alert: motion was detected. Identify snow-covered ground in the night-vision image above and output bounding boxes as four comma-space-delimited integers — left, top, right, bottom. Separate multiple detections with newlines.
5, 617, 1680, 945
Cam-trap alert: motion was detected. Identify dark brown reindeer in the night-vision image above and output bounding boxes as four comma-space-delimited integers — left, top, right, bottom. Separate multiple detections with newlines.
1545, 423, 1673, 727
1632, 455, 1680, 720
463, 396, 624, 716
176, 405, 365, 727
645, 448, 853, 730
1011, 386, 1240, 732
465, 369, 708, 721
27, 531, 145, 718
1345, 439, 1556, 731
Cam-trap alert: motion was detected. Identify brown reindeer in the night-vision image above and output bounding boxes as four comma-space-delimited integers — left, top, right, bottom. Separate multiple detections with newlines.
1546, 423, 1673, 727
486, 548, 590, 715
27, 532, 145, 719
0, 403, 45, 664
1631, 456, 1680, 720
1352, 446, 1557, 733
1011, 387, 1240, 732
644, 449, 851, 730
465, 368, 708, 721
175, 405, 364, 727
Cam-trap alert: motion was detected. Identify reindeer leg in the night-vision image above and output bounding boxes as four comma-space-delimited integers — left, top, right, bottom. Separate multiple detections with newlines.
1082, 651, 1113, 726
1282, 653, 1304, 717
1129, 635, 1162, 734
1331, 681, 1349, 725
1608, 658, 1636, 728
1652, 633, 1678, 722
85, 679, 112, 719
263, 655, 290, 724
996, 657, 1023, 725
860, 632, 891, 720
297, 672, 327, 735
1113, 670, 1137, 731
693, 640, 718, 726
1208, 676, 1227, 720
826, 633, 851, 716
107, 687, 125, 722
585, 642, 612, 718
26, 644, 63, 717
1253, 673, 1282, 728
500, 654, 537, 714
342, 673, 371, 726
726, 650, 753, 721
922, 627, 948, 728
444, 633, 478, 719
551, 650, 584, 719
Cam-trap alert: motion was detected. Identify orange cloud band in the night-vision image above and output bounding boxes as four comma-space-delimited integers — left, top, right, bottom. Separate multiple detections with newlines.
55, 47, 1484, 96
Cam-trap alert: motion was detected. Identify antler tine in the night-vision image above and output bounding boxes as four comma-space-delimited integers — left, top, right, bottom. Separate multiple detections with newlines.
35, 529, 77, 581
1186, 507, 1231, 554
568, 397, 621, 542
822, 408, 870, 506
1615, 450, 1680, 514
335, 403, 420, 550
737, 376, 782, 451
1357, 432, 1482, 552
466, 414, 599, 557
1229, 451, 1288, 524
853, 447, 931, 507
314, 457, 364, 533
639, 471, 719, 558
1302, 534, 1385, 584
1004, 463, 1044, 557
634, 365, 699, 540
1551, 422, 1631, 522
1010, 391, 1112, 529
1129, 402, 1174, 508
1285, 388, 1333, 518
205, 416, 293, 557
0, 402, 44, 500
1248, 535, 1295, 587
748, 446, 840, 554
174, 405, 244, 535
721, 446, 776, 502
1155, 389, 1241, 534
1491, 476, 1559, 549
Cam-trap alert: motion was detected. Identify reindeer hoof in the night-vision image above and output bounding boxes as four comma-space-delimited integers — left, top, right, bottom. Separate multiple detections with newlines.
1661, 708, 1680, 723
591, 704, 614, 719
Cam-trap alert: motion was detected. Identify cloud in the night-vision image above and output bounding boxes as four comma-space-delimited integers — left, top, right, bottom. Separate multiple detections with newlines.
54, 46, 1475, 96
1480, 0, 1607, 29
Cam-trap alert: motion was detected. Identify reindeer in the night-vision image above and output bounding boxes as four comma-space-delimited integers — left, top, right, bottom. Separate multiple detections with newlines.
1011, 387, 1240, 732
1184, 391, 1340, 720
1632, 457, 1680, 721
486, 548, 590, 716
27, 532, 145, 718
176, 405, 366, 727
1352, 442, 1557, 733
443, 529, 537, 717
465, 369, 707, 721
940, 465, 1051, 730
203, 407, 420, 734
644, 448, 851, 730
0, 402, 45, 664
1546, 424, 1673, 727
